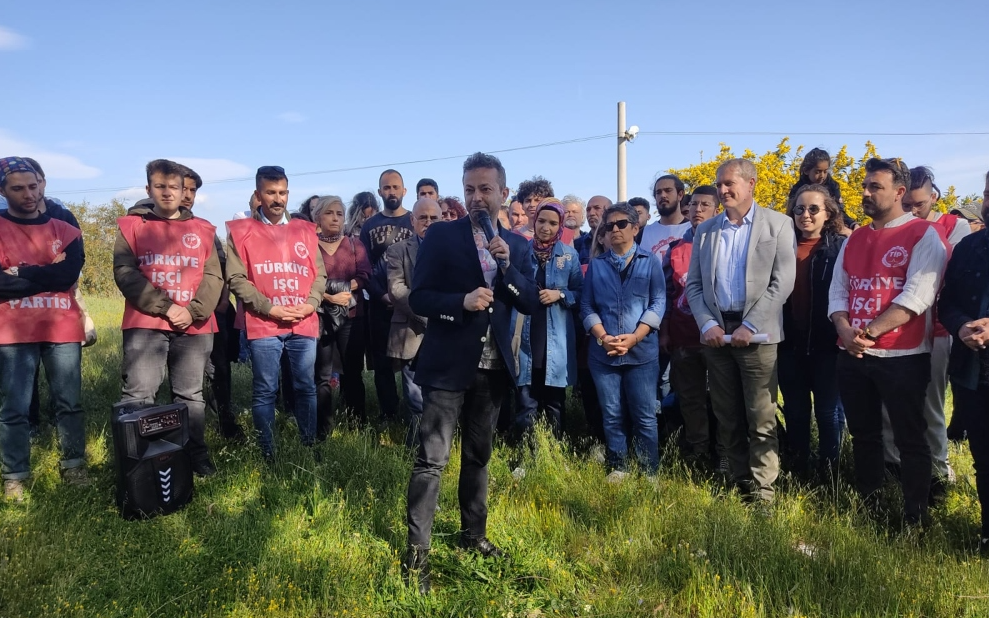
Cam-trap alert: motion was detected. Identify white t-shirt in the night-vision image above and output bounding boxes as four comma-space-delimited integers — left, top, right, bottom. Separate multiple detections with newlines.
640, 221, 691, 261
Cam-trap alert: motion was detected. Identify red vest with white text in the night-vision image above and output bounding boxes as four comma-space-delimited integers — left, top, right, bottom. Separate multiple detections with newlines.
930, 214, 959, 338
117, 215, 218, 334
227, 218, 320, 340
668, 239, 701, 349
842, 218, 935, 351
0, 217, 84, 344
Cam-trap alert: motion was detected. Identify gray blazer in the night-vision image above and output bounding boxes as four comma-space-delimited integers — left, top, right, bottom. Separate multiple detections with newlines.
684, 204, 796, 344
385, 236, 427, 360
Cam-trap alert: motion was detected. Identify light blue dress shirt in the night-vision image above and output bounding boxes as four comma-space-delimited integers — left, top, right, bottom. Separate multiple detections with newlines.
714, 206, 755, 313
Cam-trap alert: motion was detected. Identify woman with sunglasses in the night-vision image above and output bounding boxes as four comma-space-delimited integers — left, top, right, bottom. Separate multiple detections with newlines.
511, 198, 583, 445
580, 203, 665, 480
779, 184, 846, 481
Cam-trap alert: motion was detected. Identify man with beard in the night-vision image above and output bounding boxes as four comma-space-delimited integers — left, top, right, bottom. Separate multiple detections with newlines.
641, 174, 691, 263
881, 166, 969, 499
359, 170, 414, 424
227, 166, 326, 462
561, 194, 586, 238
575, 195, 611, 265
828, 157, 948, 526
402, 153, 538, 593
416, 178, 439, 201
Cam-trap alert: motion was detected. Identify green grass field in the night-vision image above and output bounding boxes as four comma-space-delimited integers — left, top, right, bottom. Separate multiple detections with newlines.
0, 296, 987, 617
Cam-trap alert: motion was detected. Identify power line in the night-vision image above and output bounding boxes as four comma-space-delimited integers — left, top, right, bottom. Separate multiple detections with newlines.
55, 129, 989, 195
57, 133, 613, 195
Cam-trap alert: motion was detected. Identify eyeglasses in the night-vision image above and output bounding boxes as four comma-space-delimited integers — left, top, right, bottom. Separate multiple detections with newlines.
604, 219, 634, 232
792, 205, 822, 216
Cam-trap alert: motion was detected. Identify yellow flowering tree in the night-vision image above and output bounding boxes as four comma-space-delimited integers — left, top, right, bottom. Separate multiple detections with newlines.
668, 138, 970, 222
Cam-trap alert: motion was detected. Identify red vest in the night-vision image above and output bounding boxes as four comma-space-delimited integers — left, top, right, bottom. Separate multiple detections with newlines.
667, 239, 702, 349
117, 215, 218, 334
0, 217, 84, 344
227, 218, 320, 340
842, 219, 935, 350
928, 214, 959, 338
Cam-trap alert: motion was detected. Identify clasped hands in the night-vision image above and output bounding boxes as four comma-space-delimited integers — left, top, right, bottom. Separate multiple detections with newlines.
600, 333, 639, 357
269, 304, 315, 324
702, 324, 756, 348
959, 318, 989, 351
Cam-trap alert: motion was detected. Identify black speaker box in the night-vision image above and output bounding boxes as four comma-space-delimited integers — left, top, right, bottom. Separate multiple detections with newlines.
111, 402, 194, 519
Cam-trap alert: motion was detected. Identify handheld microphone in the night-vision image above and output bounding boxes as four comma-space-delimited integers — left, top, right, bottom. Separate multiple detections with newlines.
475, 211, 508, 270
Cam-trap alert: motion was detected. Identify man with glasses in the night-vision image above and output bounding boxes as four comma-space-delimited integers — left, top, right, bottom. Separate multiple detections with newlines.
226, 166, 327, 462
685, 159, 796, 506
385, 198, 442, 451
881, 166, 970, 500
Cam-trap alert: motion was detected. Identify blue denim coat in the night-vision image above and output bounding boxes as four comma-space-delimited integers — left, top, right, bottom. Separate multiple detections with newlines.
515, 241, 583, 388
580, 245, 665, 366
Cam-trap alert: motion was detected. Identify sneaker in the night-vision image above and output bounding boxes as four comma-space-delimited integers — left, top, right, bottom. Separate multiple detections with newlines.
606, 470, 628, 484
945, 463, 957, 484
511, 466, 526, 481
193, 458, 218, 477
4, 479, 26, 503
61, 466, 90, 487
459, 535, 508, 559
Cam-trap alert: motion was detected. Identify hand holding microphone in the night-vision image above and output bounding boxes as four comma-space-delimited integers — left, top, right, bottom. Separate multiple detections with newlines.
475, 211, 509, 270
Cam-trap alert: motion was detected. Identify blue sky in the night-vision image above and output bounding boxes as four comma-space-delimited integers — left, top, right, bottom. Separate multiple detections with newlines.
3, 0, 988, 226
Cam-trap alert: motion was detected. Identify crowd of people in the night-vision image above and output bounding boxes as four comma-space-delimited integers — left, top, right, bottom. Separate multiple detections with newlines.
1, 148, 988, 593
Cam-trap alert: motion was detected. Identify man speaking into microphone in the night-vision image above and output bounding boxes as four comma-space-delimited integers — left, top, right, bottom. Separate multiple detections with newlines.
402, 152, 538, 593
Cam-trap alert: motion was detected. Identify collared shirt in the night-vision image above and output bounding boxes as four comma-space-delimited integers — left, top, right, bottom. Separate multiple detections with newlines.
258, 210, 289, 225
472, 225, 503, 370
828, 212, 947, 357
714, 206, 755, 313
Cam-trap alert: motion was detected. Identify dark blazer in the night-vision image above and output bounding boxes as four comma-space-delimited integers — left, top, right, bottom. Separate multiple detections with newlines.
781, 231, 845, 354
410, 216, 539, 391
938, 228, 989, 391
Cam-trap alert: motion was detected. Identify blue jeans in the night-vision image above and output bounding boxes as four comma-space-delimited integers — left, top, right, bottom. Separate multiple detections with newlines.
591, 360, 660, 473
0, 343, 85, 480
249, 334, 317, 457
778, 348, 844, 472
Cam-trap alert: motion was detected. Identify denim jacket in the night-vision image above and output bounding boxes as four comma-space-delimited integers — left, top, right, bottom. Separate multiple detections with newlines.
514, 241, 583, 388
580, 245, 666, 366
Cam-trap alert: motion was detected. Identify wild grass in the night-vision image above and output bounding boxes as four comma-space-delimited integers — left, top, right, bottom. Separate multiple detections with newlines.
0, 296, 986, 617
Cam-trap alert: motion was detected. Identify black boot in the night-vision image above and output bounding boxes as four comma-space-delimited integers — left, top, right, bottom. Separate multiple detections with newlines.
459, 535, 508, 559
401, 545, 430, 594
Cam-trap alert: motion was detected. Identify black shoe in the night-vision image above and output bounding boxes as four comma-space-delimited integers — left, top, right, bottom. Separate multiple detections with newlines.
401, 545, 430, 594
192, 458, 217, 477
459, 535, 508, 559
946, 420, 966, 443
219, 421, 247, 443
979, 538, 989, 558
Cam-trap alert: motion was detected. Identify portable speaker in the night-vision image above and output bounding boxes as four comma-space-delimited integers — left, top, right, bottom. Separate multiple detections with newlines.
111, 402, 194, 519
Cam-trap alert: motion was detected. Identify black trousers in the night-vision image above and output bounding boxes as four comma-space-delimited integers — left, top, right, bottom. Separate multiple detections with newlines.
205, 308, 238, 429
314, 318, 354, 440
837, 353, 931, 522
340, 315, 368, 423
368, 304, 399, 419
407, 369, 506, 548
953, 382, 989, 537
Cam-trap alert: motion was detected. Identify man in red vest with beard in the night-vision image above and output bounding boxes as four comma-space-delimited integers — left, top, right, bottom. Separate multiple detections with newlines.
0, 157, 88, 502
114, 159, 224, 476
828, 157, 949, 526
226, 166, 326, 462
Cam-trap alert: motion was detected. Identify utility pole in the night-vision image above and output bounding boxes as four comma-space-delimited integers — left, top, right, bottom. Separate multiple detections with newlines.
617, 102, 638, 202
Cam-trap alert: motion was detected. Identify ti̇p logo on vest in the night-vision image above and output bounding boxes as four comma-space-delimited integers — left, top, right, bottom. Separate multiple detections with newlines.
181, 233, 201, 250
294, 242, 309, 259
881, 245, 909, 268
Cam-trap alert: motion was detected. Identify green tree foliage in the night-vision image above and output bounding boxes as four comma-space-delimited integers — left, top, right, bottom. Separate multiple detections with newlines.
67, 199, 126, 296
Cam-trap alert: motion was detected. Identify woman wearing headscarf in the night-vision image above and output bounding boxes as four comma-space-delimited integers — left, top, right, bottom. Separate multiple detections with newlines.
313, 195, 373, 437
511, 198, 583, 443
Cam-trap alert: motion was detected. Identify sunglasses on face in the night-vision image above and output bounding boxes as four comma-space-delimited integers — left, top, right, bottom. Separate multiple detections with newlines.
604, 219, 634, 232
792, 205, 822, 216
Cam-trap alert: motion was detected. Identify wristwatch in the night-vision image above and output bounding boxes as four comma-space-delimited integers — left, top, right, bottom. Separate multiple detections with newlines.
596, 337, 604, 346
862, 328, 878, 342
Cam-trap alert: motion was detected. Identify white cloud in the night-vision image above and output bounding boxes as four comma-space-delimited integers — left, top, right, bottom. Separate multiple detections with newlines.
0, 130, 101, 179
168, 157, 252, 182
0, 26, 29, 51
114, 187, 147, 204
277, 111, 306, 123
